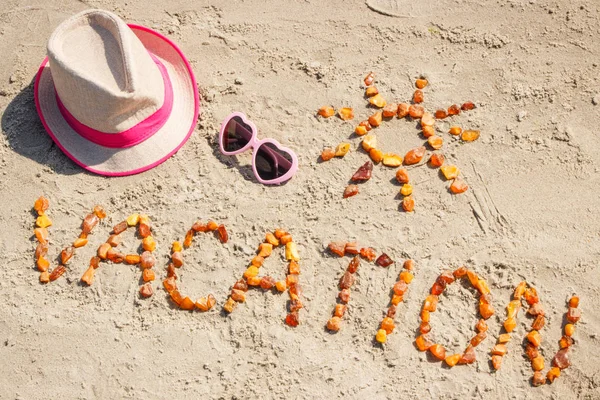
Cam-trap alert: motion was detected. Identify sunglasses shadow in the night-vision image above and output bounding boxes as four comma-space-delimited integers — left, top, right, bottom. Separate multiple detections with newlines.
208, 138, 274, 185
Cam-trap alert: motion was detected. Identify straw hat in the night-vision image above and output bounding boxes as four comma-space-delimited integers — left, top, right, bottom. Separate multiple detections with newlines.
34, 9, 199, 176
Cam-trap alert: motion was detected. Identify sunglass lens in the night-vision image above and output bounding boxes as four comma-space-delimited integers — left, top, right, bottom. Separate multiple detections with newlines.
255, 143, 294, 182
223, 116, 253, 153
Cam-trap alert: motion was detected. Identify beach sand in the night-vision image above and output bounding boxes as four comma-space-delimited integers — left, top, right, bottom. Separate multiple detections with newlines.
0, 0, 599, 398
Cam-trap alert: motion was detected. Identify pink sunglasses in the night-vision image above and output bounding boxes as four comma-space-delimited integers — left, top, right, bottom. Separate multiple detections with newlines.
219, 112, 299, 185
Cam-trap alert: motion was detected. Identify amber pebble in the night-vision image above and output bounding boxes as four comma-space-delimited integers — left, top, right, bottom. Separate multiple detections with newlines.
375, 329, 387, 343
82, 214, 99, 234
142, 269, 155, 282
352, 161, 374, 182
39, 271, 50, 283
430, 282, 444, 296
564, 323, 575, 337
138, 223, 151, 238
480, 302, 495, 320
382, 153, 403, 167
404, 146, 426, 165
395, 168, 410, 184
286, 274, 299, 288
531, 355, 545, 372
272, 229, 286, 240
365, 86, 378, 97
35, 242, 49, 259
37, 257, 50, 272
524, 287, 539, 305
364, 72, 374, 86
106, 248, 125, 263
334, 143, 351, 157
506, 300, 521, 319
547, 367, 561, 383
393, 281, 408, 296
400, 181, 413, 195
400, 271, 413, 284
140, 251, 156, 269
569, 296, 579, 308
223, 297, 237, 313
408, 105, 424, 119
49, 265, 66, 282
453, 266, 467, 278
112, 221, 127, 235
285, 242, 300, 262
339, 271, 355, 290
440, 165, 460, 180
438, 270, 455, 285
106, 234, 120, 247
530, 371, 546, 387
359, 247, 377, 262
343, 185, 359, 199
229, 280, 246, 293
528, 303, 545, 317
491, 355, 502, 370
427, 135, 443, 150
195, 297, 210, 311
503, 317, 517, 333
97, 243, 111, 259
183, 229, 194, 248
553, 348, 571, 370
230, 289, 246, 303
209, 224, 226, 243
321, 148, 335, 161
258, 243, 274, 258
448, 126, 462, 136
163, 277, 178, 293
178, 296, 194, 310
368, 111, 383, 127
415, 78, 428, 89
525, 344, 539, 360
458, 346, 476, 364
422, 125, 435, 138
383, 304, 396, 319
415, 334, 433, 352
89, 256, 100, 269
397, 103, 410, 118
423, 295, 438, 312
461, 101, 475, 111
376, 253, 394, 267
280, 235, 293, 246
338, 107, 354, 121
498, 333, 511, 344
139, 283, 153, 298
341, 243, 357, 257
244, 266, 260, 279
257, 276, 275, 290
445, 353, 461, 367
328, 242, 346, 257
361, 135, 377, 154
402, 196, 415, 212
391, 295, 403, 306
567, 307, 581, 323
34, 227, 49, 244
531, 315, 545, 331
413, 89, 424, 104
290, 298, 304, 312
342, 257, 359, 275
380, 104, 397, 118
417, 322, 430, 334
334, 304, 347, 318
36, 214, 52, 228
124, 254, 140, 265
447, 104, 460, 115
513, 281, 527, 299
126, 214, 140, 226
378, 317, 394, 334
73, 237, 88, 248
435, 109, 448, 119
527, 330, 542, 347
58, 247, 74, 265
207, 294, 217, 309
339, 289, 351, 303
369, 94, 387, 108
353, 125, 367, 136
470, 331, 487, 347
285, 312, 300, 327
142, 236, 156, 252
275, 280, 287, 292
429, 344, 446, 360
327, 316, 342, 331
318, 106, 335, 118
288, 260, 301, 275
34, 196, 50, 214
461, 130, 480, 142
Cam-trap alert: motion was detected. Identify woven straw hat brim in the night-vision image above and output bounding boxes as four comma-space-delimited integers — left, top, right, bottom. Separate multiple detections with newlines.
35, 24, 199, 176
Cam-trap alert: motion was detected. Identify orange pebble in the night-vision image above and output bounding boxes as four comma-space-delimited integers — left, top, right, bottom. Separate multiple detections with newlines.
365, 86, 379, 97
422, 125, 435, 138
364, 72, 374, 86
317, 105, 334, 116
402, 196, 415, 212
382, 103, 398, 118
429, 344, 446, 360
338, 107, 354, 121
435, 109, 448, 119
421, 112, 435, 127
450, 178, 469, 194
369, 94, 387, 108
395, 168, 409, 184
369, 148, 384, 164
413, 89, 424, 104
427, 135, 443, 150
355, 125, 368, 136
461, 130, 480, 142
397, 103, 410, 118
368, 111, 383, 127
415, 78, 428, 89
408, 105, 424, 119
429, 153, 445, 168
445, 353, 461, 367
404, 146, 426, 165
448, 126, 462, 135
321, 148, 335, 161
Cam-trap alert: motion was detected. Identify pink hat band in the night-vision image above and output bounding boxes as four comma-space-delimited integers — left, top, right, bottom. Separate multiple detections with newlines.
54, 55, 174, 149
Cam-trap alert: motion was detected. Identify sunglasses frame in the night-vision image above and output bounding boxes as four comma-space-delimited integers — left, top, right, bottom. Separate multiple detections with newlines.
218, 112, 299, 185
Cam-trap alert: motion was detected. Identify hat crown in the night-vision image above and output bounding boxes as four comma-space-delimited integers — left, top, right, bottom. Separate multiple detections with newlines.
47, 10, 164, 134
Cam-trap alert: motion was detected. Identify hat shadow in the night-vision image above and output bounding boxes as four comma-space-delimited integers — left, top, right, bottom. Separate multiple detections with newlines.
1, 78, 88, 176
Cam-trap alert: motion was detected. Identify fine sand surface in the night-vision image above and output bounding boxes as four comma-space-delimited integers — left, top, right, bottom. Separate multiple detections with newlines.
1, 0, 599, 399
